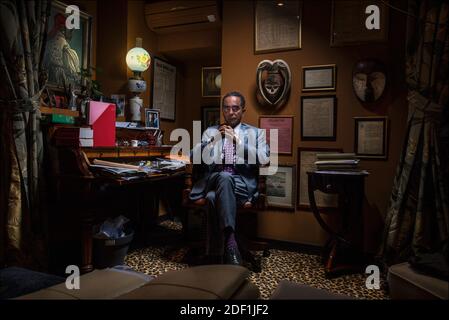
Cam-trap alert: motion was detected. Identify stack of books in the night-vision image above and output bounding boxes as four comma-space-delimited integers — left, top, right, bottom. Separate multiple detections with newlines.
315, 153, 360, 171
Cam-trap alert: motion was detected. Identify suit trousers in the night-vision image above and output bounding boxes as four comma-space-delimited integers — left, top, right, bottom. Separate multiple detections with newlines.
203, 172, 250, 256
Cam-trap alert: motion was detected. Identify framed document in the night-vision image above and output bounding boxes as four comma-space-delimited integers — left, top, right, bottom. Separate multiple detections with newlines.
354, 116, 388, 159
330, 0, 389, 47
297, 147, 342, 209
202, 67, 221, 97
266, 164, 296, 210
302, 64, 336, 91
254, 0, 302, 53
151, 57, 176, 121
301, 96, 336, 141
259, 115, 293, 155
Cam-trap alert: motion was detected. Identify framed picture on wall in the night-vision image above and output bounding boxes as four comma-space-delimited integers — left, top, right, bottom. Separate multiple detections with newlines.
302, 64, 336, 91
330, 0, 389, 47
297, 147, 342, 210
201, 106, 221, 132
258, 115, 294, 155
43, 0, 92, 92
301, 96, 337, 141
254, 0, 302, 53
152, 57, 176, 121
266, 164, 296, 210
202, 67, 221, 97
354, 116, 388, 159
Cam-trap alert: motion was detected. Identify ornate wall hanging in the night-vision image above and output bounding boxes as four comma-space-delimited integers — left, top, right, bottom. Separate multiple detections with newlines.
256, 59, 291, 109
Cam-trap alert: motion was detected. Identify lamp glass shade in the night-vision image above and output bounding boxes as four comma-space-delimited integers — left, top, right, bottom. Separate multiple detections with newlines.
126, 47, 151, 72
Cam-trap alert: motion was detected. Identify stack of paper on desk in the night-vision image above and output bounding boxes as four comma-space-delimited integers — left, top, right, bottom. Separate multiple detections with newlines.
89, 159, 147, 178
89, 164, 147, 178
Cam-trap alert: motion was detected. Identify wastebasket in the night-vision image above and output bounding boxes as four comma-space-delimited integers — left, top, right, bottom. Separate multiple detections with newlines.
92, 229, 134, 269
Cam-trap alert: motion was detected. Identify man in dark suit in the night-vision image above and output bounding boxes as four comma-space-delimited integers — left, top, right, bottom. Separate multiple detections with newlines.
190, 91, 270, 265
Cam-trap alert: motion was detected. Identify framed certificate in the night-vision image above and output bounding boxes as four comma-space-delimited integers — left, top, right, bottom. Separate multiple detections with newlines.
297, 147, 342, 209
330, 0, 389, 47
354, 116, 388, 159
254, 0, 302, 53
151, 57, 176, 121
259, 115, 293, 155
302, 64, 336, 91
301, 96, 337, 141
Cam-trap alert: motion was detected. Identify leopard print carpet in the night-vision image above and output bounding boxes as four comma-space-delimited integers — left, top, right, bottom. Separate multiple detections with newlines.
124, 222, 389, 300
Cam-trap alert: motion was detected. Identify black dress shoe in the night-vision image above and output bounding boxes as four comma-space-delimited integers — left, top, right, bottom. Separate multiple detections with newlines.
224, 246, 242, 265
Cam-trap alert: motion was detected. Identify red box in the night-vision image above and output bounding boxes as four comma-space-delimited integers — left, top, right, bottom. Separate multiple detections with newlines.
88, 101, 116, 147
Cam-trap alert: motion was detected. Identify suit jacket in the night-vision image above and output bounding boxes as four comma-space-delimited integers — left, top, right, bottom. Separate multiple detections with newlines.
189, 123, 270, 201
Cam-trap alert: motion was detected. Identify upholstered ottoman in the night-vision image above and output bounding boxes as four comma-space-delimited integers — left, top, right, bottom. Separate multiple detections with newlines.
16, 265, 259, 300
388, 262, 448, 300
119, 265, 259, 299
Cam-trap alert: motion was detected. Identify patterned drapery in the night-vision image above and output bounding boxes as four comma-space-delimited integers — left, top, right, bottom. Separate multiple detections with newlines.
0, 0, 51, 269
380, 0, 449, 264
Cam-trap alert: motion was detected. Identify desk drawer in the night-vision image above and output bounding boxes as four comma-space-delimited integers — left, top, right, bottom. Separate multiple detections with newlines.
85, 151, 118, 159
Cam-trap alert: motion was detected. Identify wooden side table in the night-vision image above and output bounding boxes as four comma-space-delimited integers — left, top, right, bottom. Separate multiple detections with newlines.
307, 170, 369, 277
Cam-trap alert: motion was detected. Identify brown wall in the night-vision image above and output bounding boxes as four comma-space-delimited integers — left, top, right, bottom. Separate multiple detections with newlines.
221, 1, 408, 251
179, 60, 221, 140
96, 0, 127, 97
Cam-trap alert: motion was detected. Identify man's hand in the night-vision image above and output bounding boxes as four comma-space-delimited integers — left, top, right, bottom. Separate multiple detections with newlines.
218, 124, 240, 144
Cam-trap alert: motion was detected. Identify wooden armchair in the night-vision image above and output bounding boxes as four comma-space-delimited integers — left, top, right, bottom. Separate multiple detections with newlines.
181, 163, 270, 272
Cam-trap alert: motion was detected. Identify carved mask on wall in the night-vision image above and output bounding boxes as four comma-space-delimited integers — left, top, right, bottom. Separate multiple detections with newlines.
256, 59, 291, 109
352, 59, 387, 103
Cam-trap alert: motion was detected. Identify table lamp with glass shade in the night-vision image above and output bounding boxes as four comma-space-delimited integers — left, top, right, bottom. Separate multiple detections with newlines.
126, 38, 151, 122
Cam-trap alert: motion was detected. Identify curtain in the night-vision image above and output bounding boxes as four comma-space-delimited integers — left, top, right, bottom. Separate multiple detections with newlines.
0, 0, 51, 269
380, 0, 449, 265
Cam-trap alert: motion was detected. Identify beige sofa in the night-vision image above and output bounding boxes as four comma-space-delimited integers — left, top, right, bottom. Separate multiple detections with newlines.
17, 265, 260, 300
388, 262, 448, 300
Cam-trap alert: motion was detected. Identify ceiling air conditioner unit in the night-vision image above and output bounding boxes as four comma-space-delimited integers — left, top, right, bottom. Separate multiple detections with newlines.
145, 1, 220, 34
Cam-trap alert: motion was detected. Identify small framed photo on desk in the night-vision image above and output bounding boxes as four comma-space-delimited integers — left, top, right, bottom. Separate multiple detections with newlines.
145, 109, 160, 129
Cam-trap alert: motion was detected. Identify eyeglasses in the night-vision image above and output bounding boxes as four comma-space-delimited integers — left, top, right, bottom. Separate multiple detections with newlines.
223, 105, 242, 112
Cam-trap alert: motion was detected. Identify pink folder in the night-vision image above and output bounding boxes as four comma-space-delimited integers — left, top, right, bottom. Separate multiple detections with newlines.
89, 101, 116, 147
